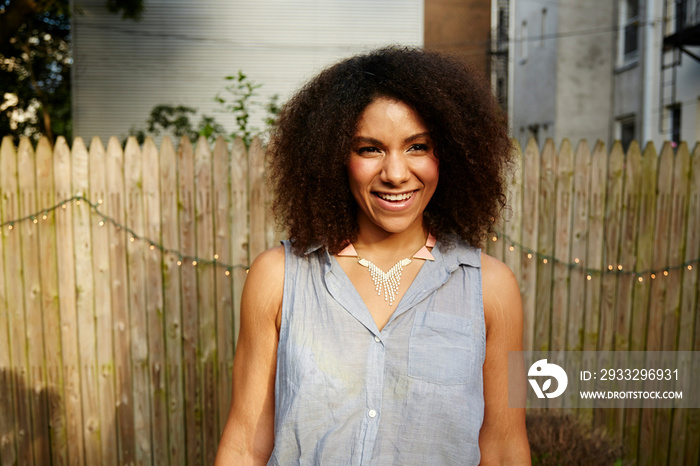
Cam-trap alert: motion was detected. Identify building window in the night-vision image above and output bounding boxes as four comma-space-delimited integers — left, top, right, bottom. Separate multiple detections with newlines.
616, 116, 636, 152
621, 0, 639, 62
520, 20, 528, 64
671, 105, 681, 145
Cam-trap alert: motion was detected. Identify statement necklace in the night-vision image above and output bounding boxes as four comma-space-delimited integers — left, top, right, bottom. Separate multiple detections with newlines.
337, 234, 436, 305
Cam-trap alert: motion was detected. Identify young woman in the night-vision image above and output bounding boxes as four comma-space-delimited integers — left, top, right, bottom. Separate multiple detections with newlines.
216, 46, 530, 465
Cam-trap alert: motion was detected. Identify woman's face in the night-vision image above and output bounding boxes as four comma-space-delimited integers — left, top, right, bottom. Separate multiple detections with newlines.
347, 97, 439, 237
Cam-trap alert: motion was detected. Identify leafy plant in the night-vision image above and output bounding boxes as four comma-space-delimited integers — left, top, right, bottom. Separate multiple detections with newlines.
132, 72, 280, 147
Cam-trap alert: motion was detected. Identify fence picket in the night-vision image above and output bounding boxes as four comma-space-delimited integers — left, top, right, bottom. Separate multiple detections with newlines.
213, 137, 234, 433
656, 141, 690, 465
142, 137, 168, 465
34, 136, 67, 465
18, 138, 51, 466
520, 138, 540, 351
567, 140, 591, 352
230, 137, 249, 348
551, 139, 574, 352
595, 141, 625, 433
105, 136, 134, 464
249, 137, 266, 260
124, 137, 152, 465
53, 137, 85, 466
71, 137, 101, 465
0, 136, 20, 466
159, 137, 185, 465
177, 137, 201, 464
683, 142, 700, 466
87, 136, 118, 466
194, 137, 218, 464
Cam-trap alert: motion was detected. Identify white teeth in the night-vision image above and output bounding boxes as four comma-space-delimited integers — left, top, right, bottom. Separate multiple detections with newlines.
377, 192, 413, 201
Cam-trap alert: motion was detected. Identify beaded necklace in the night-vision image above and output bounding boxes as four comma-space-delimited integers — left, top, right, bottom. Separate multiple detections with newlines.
337, 234, 435, 305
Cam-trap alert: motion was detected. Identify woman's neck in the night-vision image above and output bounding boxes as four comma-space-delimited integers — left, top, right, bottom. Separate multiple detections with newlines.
353, 218, 429, 264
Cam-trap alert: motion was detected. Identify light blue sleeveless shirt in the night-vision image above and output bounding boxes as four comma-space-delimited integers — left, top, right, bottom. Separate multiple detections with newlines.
269, 238, 485, 465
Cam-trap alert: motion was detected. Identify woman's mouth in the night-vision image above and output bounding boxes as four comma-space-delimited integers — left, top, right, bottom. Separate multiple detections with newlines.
374, 191, 415, 202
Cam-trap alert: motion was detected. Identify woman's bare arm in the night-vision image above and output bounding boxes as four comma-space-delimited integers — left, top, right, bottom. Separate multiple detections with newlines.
479, 253, 531, 465
215, 246, 285, 465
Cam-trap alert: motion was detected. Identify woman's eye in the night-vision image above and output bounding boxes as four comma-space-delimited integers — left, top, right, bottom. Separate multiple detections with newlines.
357, 146, 380, 154
409, 144, 429, 152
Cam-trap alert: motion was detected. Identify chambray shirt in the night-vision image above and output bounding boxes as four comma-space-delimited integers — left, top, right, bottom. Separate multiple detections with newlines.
269, 238, 485, 465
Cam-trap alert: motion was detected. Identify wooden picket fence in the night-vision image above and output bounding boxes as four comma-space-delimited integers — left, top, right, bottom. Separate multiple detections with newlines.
0, 135, 698, 465
0, 135, 277, 466
488, 138, 700, 466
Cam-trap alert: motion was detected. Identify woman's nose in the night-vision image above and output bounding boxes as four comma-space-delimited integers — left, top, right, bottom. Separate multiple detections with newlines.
380, 152, 410, 186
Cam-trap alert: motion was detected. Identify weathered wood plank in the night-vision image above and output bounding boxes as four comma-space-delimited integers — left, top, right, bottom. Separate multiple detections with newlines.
595, 141, 625, 434
624, 141, 658, 465
567, 140, 591, 351
159, 137, 185, 465
34, 136, 67, 465
194, 137, 218, 464
551, 139, 573, 352
599, 141, 624, 352
2, 137, 34, 465
579, 140, 607, 425
105, 136, 135, 465
611, 141, 642, 453
534, 139, 556, 351
643, 142, 674, 466
504, 140, 523, 290
124, 137, 152, 464
142, 137, 168, 465
230, 138, 249, 349
53, 137, 85, 466
613, 141, 642, 352
661, 142, 691, 466
87, 136, 118, 466
0, 136, 20, 466
682, 142, 700, 466
177, 137, 201, 464
583, 141, 607, 351
71, 137, 102, 465
213, 136, 234, 434
520, 138, 540, 351
17, 137, 51, 465
249, 137, 266, 261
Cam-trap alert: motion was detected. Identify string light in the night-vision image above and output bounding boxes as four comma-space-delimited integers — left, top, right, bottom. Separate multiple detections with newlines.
2, 195, 698, 280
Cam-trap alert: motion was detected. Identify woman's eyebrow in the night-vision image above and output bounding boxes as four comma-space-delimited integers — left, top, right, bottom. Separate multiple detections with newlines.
404, 132, 431, 143
352, 136, 383, 146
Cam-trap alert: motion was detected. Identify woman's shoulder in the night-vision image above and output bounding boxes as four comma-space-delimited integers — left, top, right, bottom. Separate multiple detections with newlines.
479, 251, 522, 331
244, 246, 286, 327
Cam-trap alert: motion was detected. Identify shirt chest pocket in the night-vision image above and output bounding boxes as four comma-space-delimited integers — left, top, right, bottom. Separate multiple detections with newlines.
408, 311, 475, 385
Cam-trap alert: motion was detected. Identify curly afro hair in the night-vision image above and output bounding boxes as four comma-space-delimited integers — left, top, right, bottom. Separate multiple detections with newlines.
268, 45, 512, 255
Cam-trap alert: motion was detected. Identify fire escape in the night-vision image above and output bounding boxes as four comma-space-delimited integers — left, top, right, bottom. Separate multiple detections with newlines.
660, 0, 700, 134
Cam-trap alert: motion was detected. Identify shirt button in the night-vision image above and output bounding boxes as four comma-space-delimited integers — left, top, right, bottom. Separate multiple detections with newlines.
374, 336, 381, 343
368, 409, 377, 418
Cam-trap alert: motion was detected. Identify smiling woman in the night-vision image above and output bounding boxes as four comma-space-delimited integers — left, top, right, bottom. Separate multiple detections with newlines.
348, 97, 439, 239
216, 46, 530, 465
